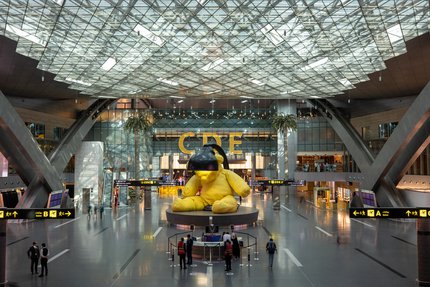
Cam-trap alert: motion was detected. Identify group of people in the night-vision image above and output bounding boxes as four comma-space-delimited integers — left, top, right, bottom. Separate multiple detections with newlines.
27, 241, 49, 277
177, 234, 194, 269
87, 204, 104, 220
177, 232, 278, 271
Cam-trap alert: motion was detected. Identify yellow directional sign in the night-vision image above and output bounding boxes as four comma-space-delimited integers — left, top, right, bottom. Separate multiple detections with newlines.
350, 208, 430, 218
0, 208, 75, 220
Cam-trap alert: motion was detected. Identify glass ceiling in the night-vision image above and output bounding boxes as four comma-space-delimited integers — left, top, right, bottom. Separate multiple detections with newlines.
0, 0, 428, 99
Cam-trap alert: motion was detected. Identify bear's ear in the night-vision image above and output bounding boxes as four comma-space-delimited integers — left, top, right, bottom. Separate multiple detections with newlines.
215, 153, 224, 164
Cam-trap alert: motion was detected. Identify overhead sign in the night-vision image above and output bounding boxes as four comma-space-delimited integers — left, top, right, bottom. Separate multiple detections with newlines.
114, 179, 178, 187
350, 208, 430, 218
0, 208, 75, 219
253, 179, 306, 186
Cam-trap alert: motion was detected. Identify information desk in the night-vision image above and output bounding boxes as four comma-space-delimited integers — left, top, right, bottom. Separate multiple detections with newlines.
190, 236, 242, 261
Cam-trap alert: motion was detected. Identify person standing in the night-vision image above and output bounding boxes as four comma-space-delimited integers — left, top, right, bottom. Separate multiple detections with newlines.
87, 204, 92, 220
266, 238, 277, 268
39, 243, 49, 277
27, 241, 40, 275
231, 232, 240, 260
186, 234, 193, 265
177, 237, 187, 269
224, 239, 233, 271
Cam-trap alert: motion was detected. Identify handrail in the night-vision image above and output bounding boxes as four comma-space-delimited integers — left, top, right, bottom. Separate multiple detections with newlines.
167, 230, 190, 258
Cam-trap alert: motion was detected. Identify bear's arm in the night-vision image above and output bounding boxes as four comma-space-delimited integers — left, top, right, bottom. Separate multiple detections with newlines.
182, 175, 201, 197
224, 170, 250, 198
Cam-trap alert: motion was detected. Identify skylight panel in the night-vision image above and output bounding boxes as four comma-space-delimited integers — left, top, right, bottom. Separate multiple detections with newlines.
6, 24, 47, 47
158, 78, 179, 86
201, 58, 225, 71
387, 24, 404, 44
53, 0, 64, 5
339, 78, 352, 87
101, 57, 117, 71
280, 89, 300, 94
240, 95, 254, 99
134, 24, 165, 47
260, 24, 284, 46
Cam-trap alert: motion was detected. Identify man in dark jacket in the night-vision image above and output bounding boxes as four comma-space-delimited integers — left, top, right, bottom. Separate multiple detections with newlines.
186, 234, 193, 265
39, 243, 49, 277
27, 241, 40, 274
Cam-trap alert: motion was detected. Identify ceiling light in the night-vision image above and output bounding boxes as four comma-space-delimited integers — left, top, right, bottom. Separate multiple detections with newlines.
201, 58, 225, 71
169, 95, 185, 99
205, 90, 221, 95
240, 96, 254, 99
65, 77, 92, 86
134, 24, 165, 47
209, 99, 216, 103
281, 89, 300, 94
241, 100, 248, 103
101, 57, 116, 71
249, 78, 265, 86
304, 57, 328, 71
158, 78, 178, 86
177, 99, 184, 103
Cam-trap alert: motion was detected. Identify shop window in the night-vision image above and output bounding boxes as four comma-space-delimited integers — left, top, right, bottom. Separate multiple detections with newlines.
25, 122, 45, 139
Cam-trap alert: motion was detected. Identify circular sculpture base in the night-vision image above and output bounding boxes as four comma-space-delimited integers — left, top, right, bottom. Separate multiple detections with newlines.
166, 206, 259, 226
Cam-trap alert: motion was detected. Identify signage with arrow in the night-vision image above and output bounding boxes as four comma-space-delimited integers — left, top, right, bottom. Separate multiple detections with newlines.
0, 208, 75, 219
350, 208, 430, 218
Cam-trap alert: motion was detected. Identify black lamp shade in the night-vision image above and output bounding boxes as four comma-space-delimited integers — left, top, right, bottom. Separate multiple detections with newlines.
187, 146, 219, 171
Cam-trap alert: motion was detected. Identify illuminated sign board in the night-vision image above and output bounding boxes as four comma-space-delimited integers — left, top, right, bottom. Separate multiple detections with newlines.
114, 179, 174, 187
0, 208, 75, 220
253, 179, 306, 186
178, 132, 243, 155
350, 208, 430, 218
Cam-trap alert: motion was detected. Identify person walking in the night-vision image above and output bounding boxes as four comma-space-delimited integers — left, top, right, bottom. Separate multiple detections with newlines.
94, 205, 98, 220
39, 243, 49, 277
224, 239, 233, 271
177, 237, 187, 269
266, 238, 277, 268
100, 205, 104, 219
186, 234, 193, 265
27, 241, 40, 275
87, 204, 92, 220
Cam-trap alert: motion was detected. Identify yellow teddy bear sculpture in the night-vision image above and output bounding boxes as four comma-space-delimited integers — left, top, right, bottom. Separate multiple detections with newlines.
172, 144, 250, 214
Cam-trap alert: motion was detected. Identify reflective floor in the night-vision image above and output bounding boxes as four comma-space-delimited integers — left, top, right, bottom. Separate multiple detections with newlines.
5, 190, 418, 287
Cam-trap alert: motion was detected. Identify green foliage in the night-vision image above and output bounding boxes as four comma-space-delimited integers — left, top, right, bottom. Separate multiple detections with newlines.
271, 113, 297, 133
124, 110, 153, 133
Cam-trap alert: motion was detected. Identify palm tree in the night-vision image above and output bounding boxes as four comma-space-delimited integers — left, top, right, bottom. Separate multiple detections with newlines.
271, 113, 297, 133
124, 110, 153, 179
271, 113, 297, 180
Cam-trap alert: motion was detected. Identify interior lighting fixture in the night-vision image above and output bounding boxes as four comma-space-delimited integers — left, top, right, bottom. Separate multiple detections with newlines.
6, 24, 47, 47
249, 78, 265, 86
65, 77, 92, 86
309, 96, 321, 99
158, 78, 179, 86
240, 95, 254, 99
347, 98, 351, 104
303, 57, 328, 71
134, 24, 165, 47
205, 90, 221, 95
281, 89, 300, 94
169, 95, 185, 99
201, 58, 225, 71
241, 100, 248, 103
209, 99, 216, 103
177, 99, 184, 103
101, 57, 117, 71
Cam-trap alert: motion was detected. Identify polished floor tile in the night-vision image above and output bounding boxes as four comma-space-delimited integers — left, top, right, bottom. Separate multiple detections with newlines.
4, 191, 419, 287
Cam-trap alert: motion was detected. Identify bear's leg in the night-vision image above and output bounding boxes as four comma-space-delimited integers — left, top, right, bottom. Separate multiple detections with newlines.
212, 195, 238, 214
172, 196, 205, 212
